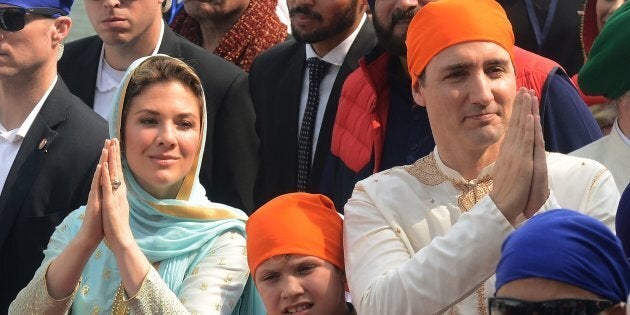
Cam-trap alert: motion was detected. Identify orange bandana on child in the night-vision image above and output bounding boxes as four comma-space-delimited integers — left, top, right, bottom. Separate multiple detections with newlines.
246, 193, 344, 278
406, 0, 515, 87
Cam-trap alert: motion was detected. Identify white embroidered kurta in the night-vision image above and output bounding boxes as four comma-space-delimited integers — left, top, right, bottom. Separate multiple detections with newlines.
570, 123, 630, 192
344, 149, 618, 315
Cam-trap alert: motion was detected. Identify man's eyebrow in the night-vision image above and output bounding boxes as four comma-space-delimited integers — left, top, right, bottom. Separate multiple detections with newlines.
439, 62, 473, 73
484, 58, 511, 67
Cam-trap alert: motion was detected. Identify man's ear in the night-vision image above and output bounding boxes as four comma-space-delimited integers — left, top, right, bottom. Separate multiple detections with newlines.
412, 79, 426, 107
52, 16, 71, 45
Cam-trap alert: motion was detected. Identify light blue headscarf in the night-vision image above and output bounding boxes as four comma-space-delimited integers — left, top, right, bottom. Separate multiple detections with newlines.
70, 55, 262, 313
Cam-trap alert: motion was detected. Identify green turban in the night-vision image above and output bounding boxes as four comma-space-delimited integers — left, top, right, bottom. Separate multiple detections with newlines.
578, 1, 630, 100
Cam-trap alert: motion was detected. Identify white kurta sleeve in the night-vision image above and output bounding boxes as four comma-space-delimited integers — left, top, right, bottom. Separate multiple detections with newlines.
175, 230, 249, 315
344, 184, 513, 315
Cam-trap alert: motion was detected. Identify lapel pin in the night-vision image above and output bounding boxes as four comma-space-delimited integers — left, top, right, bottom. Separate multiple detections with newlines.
38, 138, 48, 153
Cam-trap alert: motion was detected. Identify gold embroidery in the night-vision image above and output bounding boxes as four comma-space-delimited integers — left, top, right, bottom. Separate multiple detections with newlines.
78, 213, 85, 220
82, 285, 89, 296
200, 282, 209, 291
405, 152, 491, 313
476, 286, 488, 315
111, 282, 129, 315
242, 247, 247, 256
191, 266, 199, 276
218, 257, 227, 266
103, 269, 111, 280
224, 274, 233, 284
95, 249, 102, 259
93, 305, 100, 315
404, 153, 448, 186
588, 168, 608, 197
214, 302, 221, 311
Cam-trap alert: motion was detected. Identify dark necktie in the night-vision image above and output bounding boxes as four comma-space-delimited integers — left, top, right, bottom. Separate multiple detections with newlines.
296, 57, 332, 191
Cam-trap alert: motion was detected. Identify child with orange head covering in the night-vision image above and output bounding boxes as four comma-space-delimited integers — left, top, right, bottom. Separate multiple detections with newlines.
246, 193, 354, 315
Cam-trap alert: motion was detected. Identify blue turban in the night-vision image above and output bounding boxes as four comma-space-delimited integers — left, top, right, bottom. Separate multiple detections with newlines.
495, 209, 630, 302
617, 185, 630, 260
0, 0, 72, 15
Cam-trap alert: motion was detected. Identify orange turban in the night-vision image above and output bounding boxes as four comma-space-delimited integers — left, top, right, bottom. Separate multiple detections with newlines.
406, 0, 515, 87
246, 193, 344, 278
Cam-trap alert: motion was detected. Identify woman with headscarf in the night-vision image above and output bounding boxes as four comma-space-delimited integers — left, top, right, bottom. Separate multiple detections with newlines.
10, 55, 262, 314
169, 0, 287, 71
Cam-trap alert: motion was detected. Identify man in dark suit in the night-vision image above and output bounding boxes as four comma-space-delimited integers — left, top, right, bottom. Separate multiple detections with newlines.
58, 0, 258, 212
250, 0, 376, 207
0, 0, 108, 310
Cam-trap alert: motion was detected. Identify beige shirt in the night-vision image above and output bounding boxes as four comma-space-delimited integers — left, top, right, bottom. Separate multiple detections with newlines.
571, 121, 630, 192
344, 149, 618, 315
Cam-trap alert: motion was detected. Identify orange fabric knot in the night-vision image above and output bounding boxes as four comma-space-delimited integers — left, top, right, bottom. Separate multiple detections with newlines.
406, 0, 515, 87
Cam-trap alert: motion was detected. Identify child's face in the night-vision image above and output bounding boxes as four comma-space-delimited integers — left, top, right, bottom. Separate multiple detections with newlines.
254, 254, 348, 315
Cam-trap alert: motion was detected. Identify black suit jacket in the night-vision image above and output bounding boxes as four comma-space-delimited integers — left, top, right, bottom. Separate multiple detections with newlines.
58, 27, 258, 212
0, 79, 108, 312
250, 21, 376, 207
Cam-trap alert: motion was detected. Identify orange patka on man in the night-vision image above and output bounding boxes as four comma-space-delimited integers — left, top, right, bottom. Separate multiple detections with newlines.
247, 193, 354, 315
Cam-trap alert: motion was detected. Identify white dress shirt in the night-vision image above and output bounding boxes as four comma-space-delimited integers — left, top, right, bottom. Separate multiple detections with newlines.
93, 22, 164, 120
0, 76, 58, 195
344, 148, 618, 315
298, 14, 366, 163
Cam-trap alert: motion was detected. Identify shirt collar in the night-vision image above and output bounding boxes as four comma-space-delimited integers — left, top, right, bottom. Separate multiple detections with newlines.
305, 14, 367, 66
613, 119, 630, 147
434, 147, 495, 184
0, 76, 58, 142
96, 20, 165, 92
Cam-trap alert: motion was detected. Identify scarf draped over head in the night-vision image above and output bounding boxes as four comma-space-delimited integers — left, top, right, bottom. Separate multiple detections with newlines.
245, 193, 344, 278
72, 54, 248, 312
170, 0, 287, 71
405, 0, 515, 88
616, 185, 630, 261
495, 209, 630, 302
578, 1, 630, 100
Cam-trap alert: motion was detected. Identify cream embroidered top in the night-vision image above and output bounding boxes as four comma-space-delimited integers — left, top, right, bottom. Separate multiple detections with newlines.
9, 210, 248, 315
344, 149, 618, 315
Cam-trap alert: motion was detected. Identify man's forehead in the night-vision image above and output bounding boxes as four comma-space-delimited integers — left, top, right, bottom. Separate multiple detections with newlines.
428, 42, 511, 65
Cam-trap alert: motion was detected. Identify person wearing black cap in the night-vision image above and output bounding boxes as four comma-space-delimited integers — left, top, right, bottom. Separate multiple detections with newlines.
0, 0, 108, 310
571, 1, 630, 193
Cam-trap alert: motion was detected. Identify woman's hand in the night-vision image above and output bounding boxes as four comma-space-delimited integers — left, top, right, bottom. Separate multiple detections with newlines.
100, 138, 135, 255
75, 140, 108, 250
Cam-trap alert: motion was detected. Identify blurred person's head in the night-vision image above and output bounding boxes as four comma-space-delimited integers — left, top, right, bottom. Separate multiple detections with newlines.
287, 0, 364, 54
84, 0, 169, 49
247, 193, 349, 315
580, 1, 630, 137
493, 209, 630, 315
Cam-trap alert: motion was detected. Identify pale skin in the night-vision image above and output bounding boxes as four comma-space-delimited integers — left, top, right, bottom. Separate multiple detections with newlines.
0, 12, 70, 130
46, 139, 151, 299
412, 43, 548, 225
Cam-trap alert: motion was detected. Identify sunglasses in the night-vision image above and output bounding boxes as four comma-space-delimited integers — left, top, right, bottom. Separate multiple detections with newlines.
0, 7, 66, 32
488, 297, 616, 315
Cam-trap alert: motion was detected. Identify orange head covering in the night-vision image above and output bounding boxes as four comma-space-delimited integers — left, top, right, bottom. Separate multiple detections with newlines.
246, 193, 344, 278
406, 0, 515, 87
